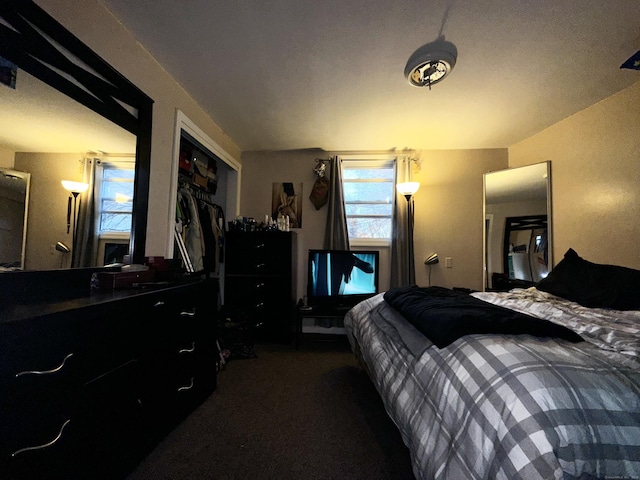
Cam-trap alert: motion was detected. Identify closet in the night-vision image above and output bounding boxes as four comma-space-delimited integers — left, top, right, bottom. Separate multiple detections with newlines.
174, 133, 226, 276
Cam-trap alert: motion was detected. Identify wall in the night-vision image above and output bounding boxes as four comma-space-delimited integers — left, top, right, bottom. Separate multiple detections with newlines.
36, 0, 242, 258
509, 80, 640, 270
0, 147, 14, 168
15, 152, 82, 270
240, 150, 331, 301
412, 149, 507, 291
241, 149, 507, 297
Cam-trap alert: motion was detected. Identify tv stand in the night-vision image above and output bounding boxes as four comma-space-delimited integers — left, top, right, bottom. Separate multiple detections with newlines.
295, 302, 352, 349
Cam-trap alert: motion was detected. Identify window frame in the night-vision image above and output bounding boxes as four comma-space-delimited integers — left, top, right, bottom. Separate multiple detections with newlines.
95, 159, 136, 241
339, 154, 398, 247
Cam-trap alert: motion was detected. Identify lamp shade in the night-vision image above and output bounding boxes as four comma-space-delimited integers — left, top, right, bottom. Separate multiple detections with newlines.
396, 181, 420, 196
61, 180, 89, 193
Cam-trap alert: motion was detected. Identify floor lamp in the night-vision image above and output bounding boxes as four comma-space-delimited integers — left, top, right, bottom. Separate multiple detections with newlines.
396, 181, 420, 285
61, 180, 89, 259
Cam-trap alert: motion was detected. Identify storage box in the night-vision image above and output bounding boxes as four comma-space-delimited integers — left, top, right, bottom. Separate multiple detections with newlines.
96, 269, 155, 290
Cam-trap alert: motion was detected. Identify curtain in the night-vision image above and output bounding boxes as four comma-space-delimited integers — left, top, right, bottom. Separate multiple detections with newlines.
390, 155, 414, 287
71, 158, 98, 268
324, 156, 350, 250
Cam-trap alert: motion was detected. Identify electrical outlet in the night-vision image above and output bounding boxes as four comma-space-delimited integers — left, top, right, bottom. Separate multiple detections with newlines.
445, 257, 452, 268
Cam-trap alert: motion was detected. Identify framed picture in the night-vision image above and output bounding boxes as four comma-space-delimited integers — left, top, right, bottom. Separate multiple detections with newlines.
272, 182, 302, 228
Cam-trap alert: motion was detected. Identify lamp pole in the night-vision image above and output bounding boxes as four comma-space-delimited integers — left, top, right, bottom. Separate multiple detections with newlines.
405, 193, 414, 284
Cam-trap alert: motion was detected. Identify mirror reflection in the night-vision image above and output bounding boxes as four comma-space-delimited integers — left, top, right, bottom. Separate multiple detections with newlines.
0, 68, 136, 271
483, 161, 552, 291
0, 169, 30, 270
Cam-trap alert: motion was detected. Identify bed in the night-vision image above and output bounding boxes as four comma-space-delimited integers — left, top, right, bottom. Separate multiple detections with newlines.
344, 249, 640, 480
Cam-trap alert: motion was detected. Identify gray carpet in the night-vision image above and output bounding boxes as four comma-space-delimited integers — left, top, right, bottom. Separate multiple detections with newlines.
127, 340, 415, 480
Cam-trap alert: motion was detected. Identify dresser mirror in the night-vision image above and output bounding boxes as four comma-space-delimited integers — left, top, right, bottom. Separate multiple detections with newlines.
0, 1, 152, 271
0, 169, 30, 270
483, 161, 552, 291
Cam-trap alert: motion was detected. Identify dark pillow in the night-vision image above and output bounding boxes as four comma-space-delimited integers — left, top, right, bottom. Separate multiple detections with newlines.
536, 248, 640, 310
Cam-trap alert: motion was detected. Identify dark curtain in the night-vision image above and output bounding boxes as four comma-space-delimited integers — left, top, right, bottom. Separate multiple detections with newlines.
324, 156, 350, 250
71, 158, 98, 268
390, 155, 414, 287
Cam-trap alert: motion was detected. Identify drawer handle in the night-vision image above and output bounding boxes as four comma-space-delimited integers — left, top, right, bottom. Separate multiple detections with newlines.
177, 377, 195, 392
179, 342, 196, 354
154, 300, 165, 307
180, 309, 196, 317
255, 302, 265, 308
255, 282, 265, 289
255, 263, 266, 269
16, 353, 74, 377
11, 419, 71, 457
254, 243, 265, 249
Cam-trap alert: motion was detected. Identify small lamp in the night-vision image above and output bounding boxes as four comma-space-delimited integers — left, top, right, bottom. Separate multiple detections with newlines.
61, 180, 89, 252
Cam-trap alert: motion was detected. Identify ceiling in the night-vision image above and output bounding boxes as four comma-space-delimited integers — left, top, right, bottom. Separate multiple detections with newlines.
0, 68, 136, 154
98, 0, 640, 153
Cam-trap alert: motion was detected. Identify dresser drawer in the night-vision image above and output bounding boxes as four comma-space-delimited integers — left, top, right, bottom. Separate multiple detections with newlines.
225, 231, 292, 275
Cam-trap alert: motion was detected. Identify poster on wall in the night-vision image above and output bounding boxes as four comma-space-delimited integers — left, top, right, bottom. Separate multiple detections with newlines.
272, 182, 302, 228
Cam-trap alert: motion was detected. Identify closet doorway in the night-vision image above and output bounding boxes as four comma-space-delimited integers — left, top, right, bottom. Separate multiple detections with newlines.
168, 110, 240, 283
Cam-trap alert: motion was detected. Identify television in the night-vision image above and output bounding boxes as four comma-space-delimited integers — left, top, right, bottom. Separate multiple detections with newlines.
306, 249, 380, 309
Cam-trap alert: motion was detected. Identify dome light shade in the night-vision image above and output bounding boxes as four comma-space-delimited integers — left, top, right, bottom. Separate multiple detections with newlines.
396, 181, 420, 196
61, 180, 89, 193
405, 37, 457, 88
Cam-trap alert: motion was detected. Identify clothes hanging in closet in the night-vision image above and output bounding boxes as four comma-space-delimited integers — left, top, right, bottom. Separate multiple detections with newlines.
177, 186, 225, 275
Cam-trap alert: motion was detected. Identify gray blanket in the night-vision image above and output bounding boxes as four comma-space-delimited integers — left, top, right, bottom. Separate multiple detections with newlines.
344, 290, 640, 480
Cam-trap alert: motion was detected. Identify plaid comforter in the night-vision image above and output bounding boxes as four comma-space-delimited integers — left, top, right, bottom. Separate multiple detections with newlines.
344, 289, 640, 480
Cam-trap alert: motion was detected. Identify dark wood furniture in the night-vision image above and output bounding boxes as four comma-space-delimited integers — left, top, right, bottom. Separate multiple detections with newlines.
0, 277, 218, 480
224, 230, 296, 343
296, 303, 349, 349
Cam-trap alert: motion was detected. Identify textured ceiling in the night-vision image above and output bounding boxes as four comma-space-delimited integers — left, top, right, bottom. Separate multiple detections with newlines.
99, 0, 640, 153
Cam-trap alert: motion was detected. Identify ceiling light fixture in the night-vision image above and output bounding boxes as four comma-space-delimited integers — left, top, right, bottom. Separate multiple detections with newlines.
405, 36, 457, 89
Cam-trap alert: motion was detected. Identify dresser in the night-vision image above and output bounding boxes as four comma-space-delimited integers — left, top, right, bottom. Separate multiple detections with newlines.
0, 277, 218, 480
224, 231, 296, 343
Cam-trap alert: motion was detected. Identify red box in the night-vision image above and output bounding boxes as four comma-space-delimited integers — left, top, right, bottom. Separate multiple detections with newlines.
96, 269, 155, 290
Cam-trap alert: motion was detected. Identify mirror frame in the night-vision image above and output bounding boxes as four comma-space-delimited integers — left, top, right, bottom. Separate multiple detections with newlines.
483, 161, 552, 291
0, 0, 153, 265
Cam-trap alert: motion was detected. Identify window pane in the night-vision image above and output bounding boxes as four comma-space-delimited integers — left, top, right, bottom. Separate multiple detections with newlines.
345, 204, 392, 215
343, 168, 394, 180
347, 217, 392, 239
100, 163, 135, 235
102, 199, 133, 212
100, 213, 131, 232
341, 159, 396, 241
103, 182, 134, 199
343, 182, 393, 202
104, 168, 135, 180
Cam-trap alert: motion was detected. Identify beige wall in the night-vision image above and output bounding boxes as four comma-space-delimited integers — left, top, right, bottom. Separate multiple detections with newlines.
37, 0, 242, 258
241, 149, 507, 296
509, 80, 640, 270
240, 150, 331, 300
413, 149, 507, 291
0, 146, 15, 168
15, 152, 83, 270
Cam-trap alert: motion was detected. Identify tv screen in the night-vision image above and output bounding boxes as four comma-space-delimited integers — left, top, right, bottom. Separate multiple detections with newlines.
307, 249, 379, 308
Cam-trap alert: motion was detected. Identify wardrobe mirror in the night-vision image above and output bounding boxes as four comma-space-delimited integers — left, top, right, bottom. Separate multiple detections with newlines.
483, 161, 552, 291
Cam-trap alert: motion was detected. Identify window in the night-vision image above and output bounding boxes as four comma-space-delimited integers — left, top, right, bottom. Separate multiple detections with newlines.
341, 157, 396, 245
98, 161, 135, 235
